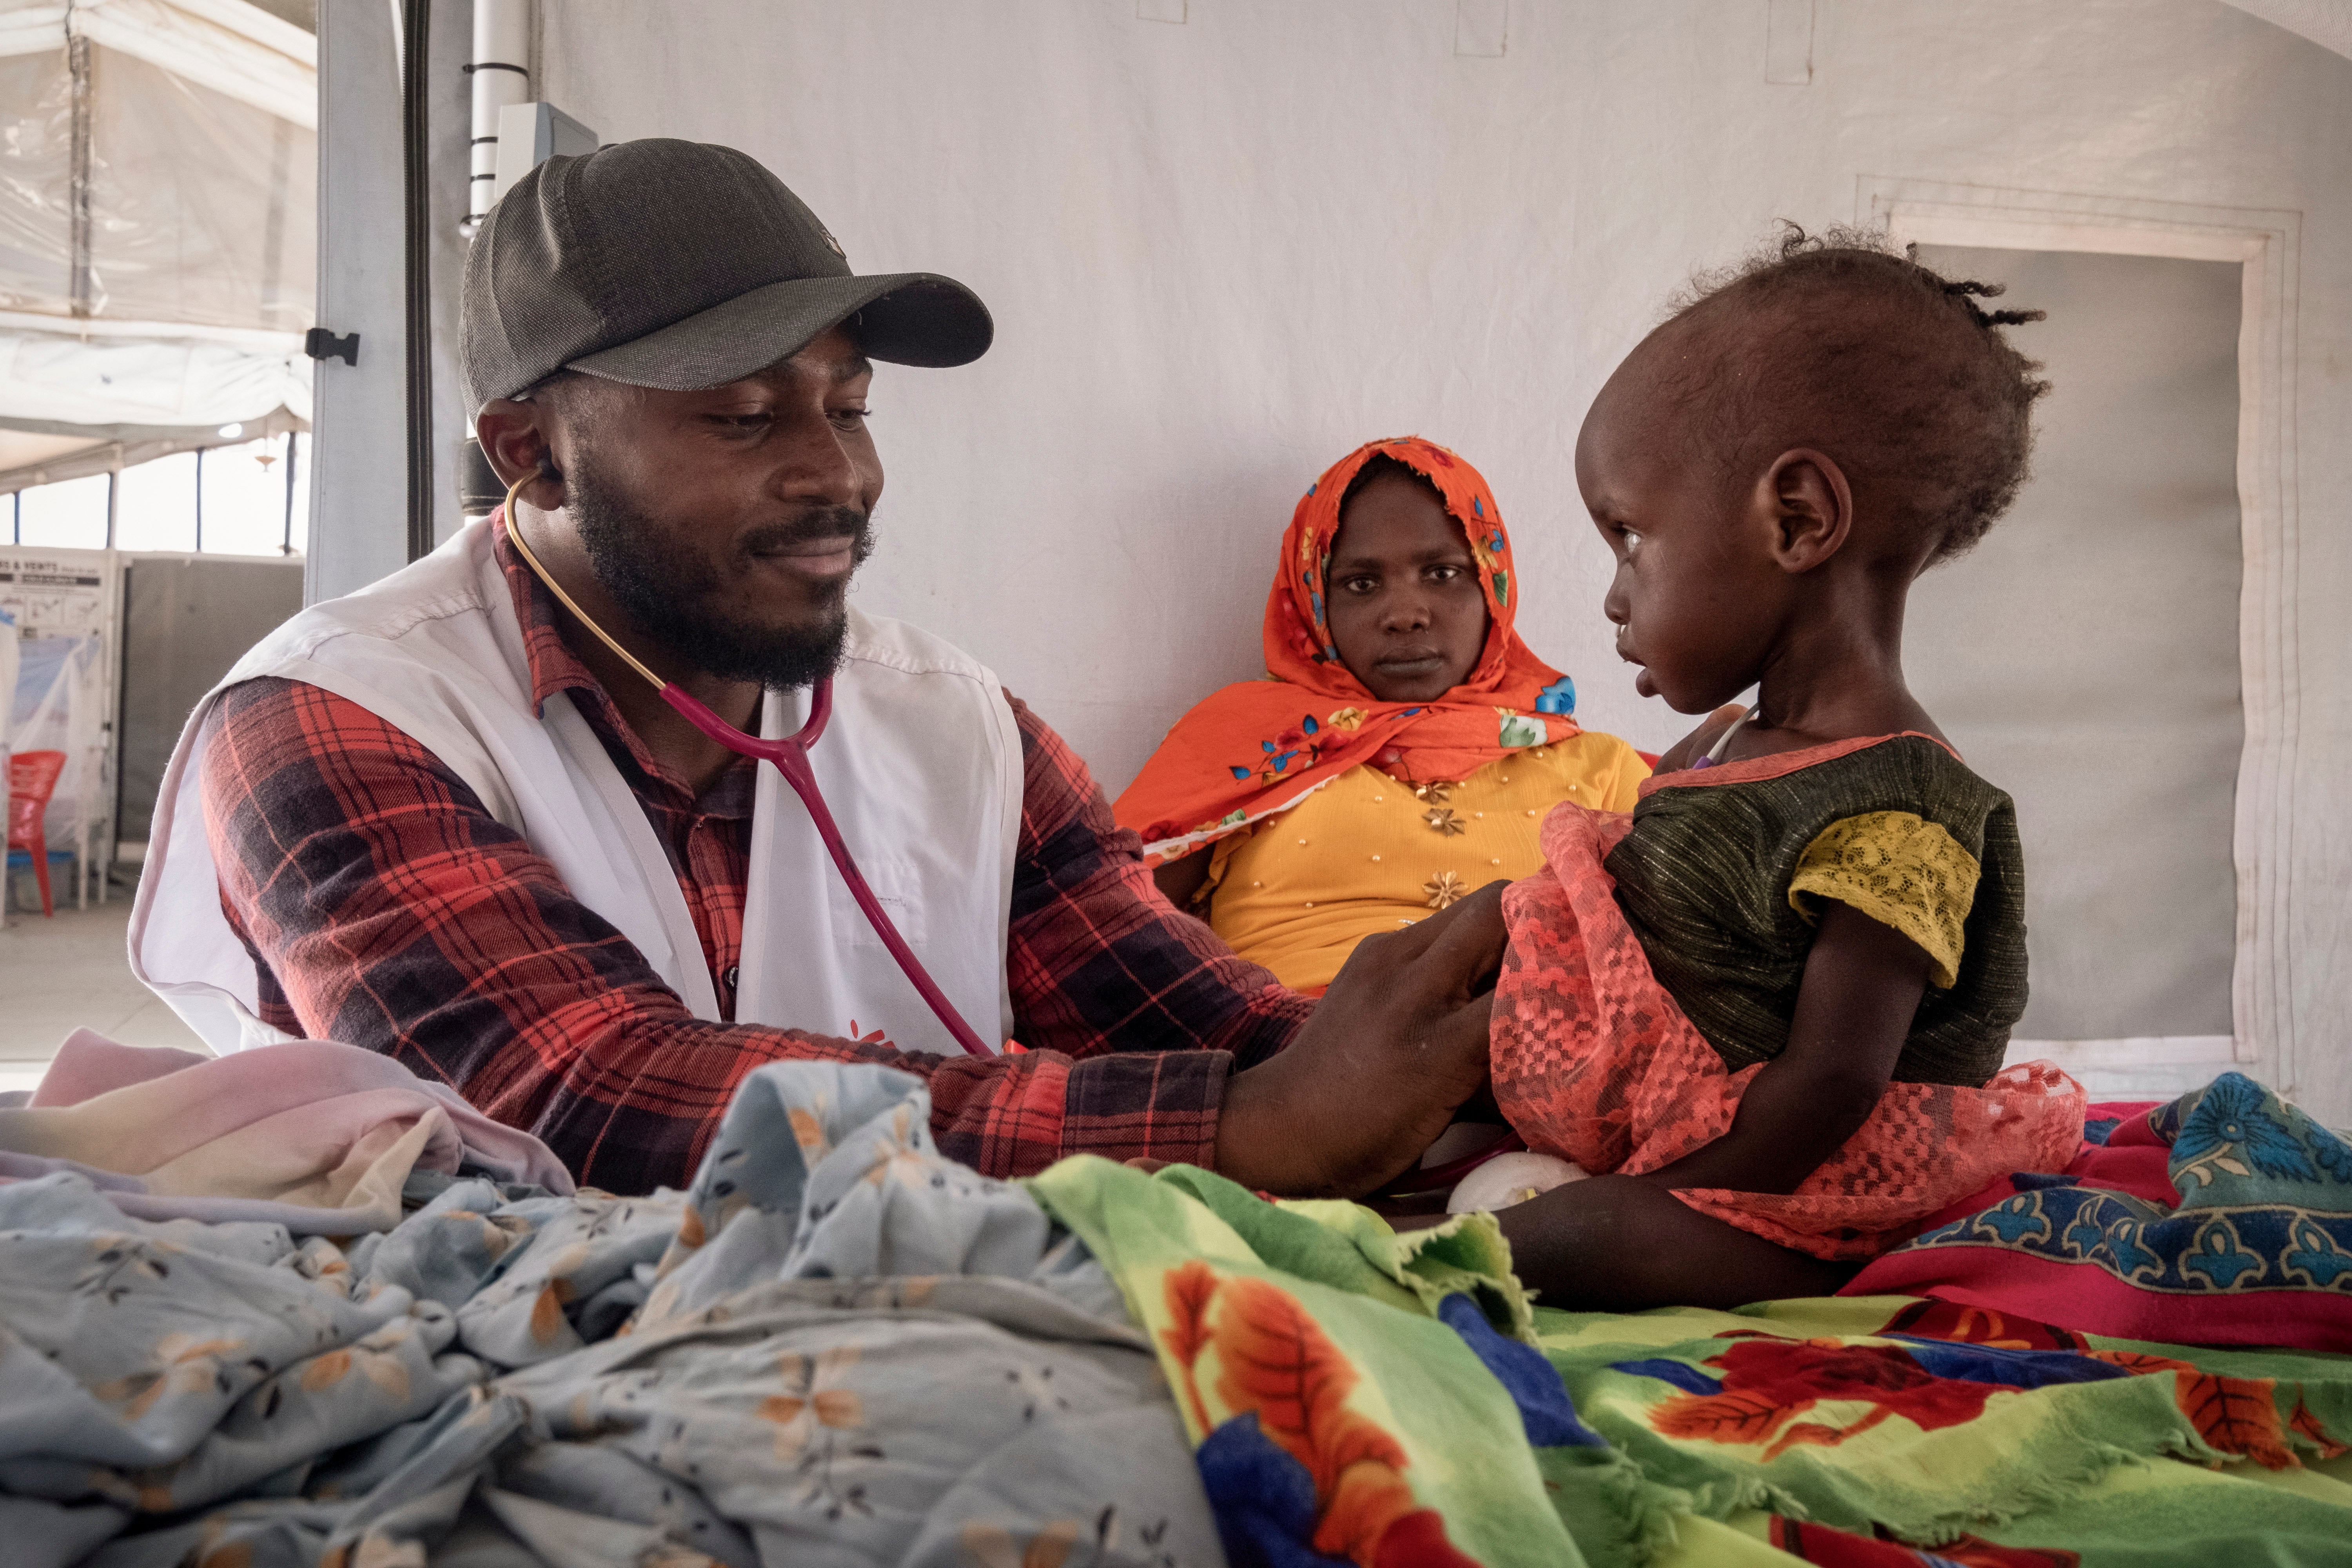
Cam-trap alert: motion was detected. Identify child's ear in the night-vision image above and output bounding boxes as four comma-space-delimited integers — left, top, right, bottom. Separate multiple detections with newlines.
1758, 448, 1852, 573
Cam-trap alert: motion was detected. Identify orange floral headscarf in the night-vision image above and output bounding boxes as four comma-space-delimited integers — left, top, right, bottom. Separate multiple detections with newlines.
1114, 436, 1582, 864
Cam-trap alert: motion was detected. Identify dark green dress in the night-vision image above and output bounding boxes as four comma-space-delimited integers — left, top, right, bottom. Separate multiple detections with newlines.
1602, 734, 2028, 1087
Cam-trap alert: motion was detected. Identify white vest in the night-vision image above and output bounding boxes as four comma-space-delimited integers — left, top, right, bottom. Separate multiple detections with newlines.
131, 518, 1022, 1058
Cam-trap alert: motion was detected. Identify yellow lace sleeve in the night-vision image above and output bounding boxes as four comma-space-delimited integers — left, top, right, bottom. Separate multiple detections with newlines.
1788, 811, 1981, 989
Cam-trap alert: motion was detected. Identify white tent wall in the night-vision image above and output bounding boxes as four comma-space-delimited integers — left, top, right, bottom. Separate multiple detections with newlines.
314, 1, 2352, 1115
306, 0, 407, 601
307, 0, 486, 603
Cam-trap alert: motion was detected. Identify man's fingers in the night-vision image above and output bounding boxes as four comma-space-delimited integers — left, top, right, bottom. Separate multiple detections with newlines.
1377, 874, 1504, 967
1425, 989, 1498, 1077
1328, 881, 1510, 1018
1410, 882, 1511, 996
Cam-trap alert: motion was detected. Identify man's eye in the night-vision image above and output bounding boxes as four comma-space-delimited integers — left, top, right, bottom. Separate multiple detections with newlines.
1621, 529, 1643, 555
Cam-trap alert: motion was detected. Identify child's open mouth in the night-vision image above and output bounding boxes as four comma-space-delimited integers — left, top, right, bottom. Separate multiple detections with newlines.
1619, 642, 1659, 698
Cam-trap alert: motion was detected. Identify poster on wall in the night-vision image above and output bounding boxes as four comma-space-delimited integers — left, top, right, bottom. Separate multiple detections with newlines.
0, 547, 116, 641
1, 546, 120, 903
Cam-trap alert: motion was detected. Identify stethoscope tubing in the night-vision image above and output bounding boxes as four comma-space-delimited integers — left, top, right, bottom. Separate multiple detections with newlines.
499, 475, 996, 1058
499, 477, 1526, 1197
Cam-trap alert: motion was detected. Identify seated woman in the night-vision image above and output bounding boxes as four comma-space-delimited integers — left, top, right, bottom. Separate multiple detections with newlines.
1115, 436, 1648, 993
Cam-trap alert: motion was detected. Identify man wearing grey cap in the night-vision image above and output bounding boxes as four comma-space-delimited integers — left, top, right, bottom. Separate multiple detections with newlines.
132, 140, 1503, 1200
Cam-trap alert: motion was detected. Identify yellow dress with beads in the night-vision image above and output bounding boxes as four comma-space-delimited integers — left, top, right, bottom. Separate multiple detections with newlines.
1201, 734, 1650, 992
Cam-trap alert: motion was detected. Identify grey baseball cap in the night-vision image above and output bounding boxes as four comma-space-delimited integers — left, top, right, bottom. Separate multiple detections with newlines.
461, 138, 992, 412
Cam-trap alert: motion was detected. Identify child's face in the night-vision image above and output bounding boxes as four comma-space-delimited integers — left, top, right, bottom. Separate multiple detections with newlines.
1575, 356, 1784, 714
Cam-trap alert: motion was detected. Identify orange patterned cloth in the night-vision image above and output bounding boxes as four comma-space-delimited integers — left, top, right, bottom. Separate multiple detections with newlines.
1114, 436, 1584, 864
1491, 802, 2086, 1260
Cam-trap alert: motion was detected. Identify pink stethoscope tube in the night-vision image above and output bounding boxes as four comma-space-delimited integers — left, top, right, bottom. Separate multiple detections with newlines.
659, 678, 997, 1058
502, 485, 1520, 1197
501, 483, 995, 1057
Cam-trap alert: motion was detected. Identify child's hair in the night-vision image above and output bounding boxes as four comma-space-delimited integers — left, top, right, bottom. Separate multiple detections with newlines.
1660, 224, 2050, 566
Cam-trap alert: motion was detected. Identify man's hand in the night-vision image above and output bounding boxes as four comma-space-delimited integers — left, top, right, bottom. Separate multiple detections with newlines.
1214, 883, 1508, 1198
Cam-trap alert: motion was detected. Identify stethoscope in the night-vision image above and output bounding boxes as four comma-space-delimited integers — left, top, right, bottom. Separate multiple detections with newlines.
500, 473, 1522, 1196
500, 472, 997, 1058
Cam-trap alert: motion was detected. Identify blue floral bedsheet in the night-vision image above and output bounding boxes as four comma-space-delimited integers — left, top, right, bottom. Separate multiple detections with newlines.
0, 1063, 1222, 1568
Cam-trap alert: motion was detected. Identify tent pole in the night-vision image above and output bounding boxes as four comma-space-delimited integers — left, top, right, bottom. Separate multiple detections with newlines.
193, 446, 203, 553
67, 31, 91, 318
465, 0, 534, 236
283, 430, 299, 554
104, 469, 116, 550
401, 0, 435, 563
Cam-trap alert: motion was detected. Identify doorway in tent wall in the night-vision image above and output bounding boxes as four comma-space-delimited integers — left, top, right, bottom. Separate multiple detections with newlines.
1863, 178, 2301, 1106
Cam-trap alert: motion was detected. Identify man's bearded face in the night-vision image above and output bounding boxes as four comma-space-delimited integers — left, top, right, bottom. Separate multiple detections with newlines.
567, 454, 875, 691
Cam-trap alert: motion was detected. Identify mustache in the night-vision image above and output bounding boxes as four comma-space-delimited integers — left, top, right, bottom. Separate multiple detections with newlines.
740, 506, 872, 554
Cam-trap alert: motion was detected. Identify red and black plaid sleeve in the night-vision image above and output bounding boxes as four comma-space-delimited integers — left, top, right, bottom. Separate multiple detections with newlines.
197, 677, 1305, 1192
1002, 693, 1308, 1073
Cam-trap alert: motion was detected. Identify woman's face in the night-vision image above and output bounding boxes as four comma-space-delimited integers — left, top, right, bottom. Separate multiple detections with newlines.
1325, 473, 1491, 704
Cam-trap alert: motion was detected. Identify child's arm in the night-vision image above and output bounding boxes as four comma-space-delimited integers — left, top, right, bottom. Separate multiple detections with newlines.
1633, 900, 1933, 1194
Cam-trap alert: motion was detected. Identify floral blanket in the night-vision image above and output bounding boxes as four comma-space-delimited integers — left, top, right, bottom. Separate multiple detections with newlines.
11, 1048, 2352, 1568
1847, 1073, 2352, 1351
0, 1061, 1221, 1568
1028, 1158, 1588, 1568
1535, 1294, 2352, 1568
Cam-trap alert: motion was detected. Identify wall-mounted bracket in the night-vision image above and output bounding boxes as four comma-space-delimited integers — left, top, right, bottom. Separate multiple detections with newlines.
305, 328, 361, 367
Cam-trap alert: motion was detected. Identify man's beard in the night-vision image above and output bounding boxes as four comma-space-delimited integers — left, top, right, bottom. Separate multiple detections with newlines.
566, 461, 874, 690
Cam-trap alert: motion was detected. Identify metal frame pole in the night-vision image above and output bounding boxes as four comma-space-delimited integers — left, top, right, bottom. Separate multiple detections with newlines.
283, 430, 299, 553
402, 0, 435, 563
67, 29, 91, 319
192, 445, 203, 553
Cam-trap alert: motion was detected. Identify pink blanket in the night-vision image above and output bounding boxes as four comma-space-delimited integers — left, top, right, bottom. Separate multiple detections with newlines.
0, 1029, 571, 1232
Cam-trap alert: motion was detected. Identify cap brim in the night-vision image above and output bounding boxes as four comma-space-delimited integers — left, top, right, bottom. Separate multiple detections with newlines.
565, 271, 993, 390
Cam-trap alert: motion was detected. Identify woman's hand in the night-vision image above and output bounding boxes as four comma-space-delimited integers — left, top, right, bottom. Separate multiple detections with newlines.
1214, 882, 1509, 1198
1635, 899, 1932, 1194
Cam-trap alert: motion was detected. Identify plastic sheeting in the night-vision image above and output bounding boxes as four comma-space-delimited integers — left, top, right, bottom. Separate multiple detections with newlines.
0, 606, 17, 754
0, 0, 312, 433
0, 331, 308, 427
0, 19, 314, 332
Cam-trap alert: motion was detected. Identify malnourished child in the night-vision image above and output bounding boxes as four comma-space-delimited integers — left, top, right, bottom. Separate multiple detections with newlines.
1479, 228, 2087, 1310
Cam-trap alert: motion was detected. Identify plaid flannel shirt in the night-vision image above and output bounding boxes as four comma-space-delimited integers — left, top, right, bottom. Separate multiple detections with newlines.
196, 523, 1308, 1192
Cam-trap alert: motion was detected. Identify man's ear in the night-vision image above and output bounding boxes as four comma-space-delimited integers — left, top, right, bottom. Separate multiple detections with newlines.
1756, 448, 1852, 573
474, 399, 568, 513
